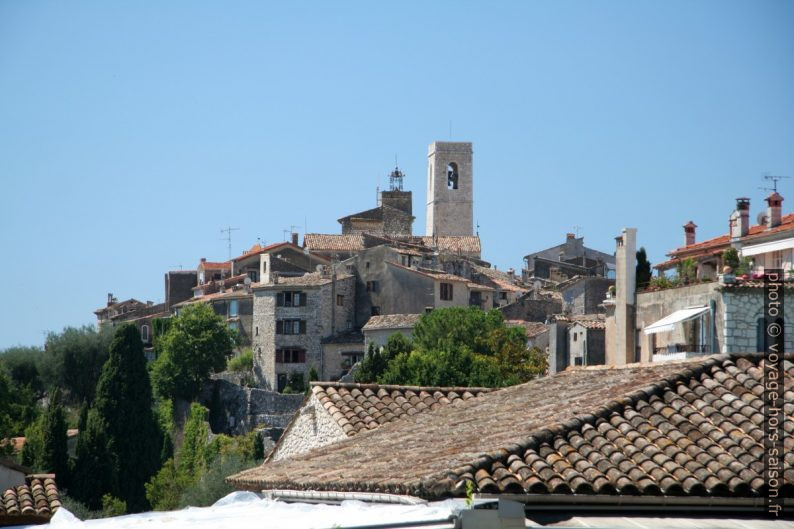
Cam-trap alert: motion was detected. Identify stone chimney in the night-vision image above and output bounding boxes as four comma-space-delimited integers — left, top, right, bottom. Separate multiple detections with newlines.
291, 232, 299, 245
200, 257, 207, 264
107, 293, 114, 307
608, 228, 637, 366
260, 253, 272, 284
566, 233, 576, 241
683, 221, 697, 246
730, 198, 750, 239
766, 192, 783, 228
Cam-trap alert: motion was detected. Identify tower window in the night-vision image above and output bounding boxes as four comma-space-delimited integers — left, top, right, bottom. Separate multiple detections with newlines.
447, 162, 459, 190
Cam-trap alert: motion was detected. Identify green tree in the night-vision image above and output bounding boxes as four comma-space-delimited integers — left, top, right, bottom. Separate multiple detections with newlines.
636, 247, 652, 289
355, 334, 413, 383
41, 390, 69, 486
0, 365, 39, 454
0, 346, 45, 396
723, 247, 740, 271
378, 308, 546, 387
72, 324, 162, 512
40, 326, 112, 404
151, 304, 237, 400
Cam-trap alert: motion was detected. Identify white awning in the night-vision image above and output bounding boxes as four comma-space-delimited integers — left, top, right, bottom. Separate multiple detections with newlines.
644, 306, 710, 335
741, 237, 794, 257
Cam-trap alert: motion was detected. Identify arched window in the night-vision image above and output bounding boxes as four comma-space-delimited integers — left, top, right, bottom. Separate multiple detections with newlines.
447, 162, 459, 190
141, 324, 150, 343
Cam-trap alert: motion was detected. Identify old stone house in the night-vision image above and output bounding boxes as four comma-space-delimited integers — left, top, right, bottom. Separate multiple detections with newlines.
547, 314, 607, 373
320, 330, 365, 382
197, 258, 231, 285
522, 233, 616, 282
505, 320, 549, 352
558, 275, 613, 315
362, 313, 423, 349
251, 270, 355, 392
267, 382, 493, 461
174, 286, 255, 346
232, 239, 329, 283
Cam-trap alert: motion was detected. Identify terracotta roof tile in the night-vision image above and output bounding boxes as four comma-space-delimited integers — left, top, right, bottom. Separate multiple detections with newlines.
0, 475, 60, 525
506, 320, 549, 338
309, 382, 494, 437
304, 234, 366, 252
229, 354, 791, 501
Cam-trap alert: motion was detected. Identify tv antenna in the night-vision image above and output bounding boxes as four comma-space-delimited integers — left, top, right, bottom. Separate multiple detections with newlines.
169, 264, 183, 271
760, 174, 790, 193
573, 225, 583, 238
220, 226, 239, 261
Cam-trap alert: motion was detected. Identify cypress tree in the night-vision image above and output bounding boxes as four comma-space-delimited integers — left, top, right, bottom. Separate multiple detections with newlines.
41, 389, 69, 487
73, 324, 162, 512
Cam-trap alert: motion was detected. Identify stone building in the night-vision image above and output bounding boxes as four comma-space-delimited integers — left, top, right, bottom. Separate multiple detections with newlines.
426, 141, 474, 237
547, 314, 607, 373
362, 313, 423, 348
522, 233, 615, 282
338, 167, 414, 238
197, 258, 231, 285
558, 276, 614, 315
232, 240, 329, 284
173, 286, 255, 346
251, 270, 356, 392
321, 330, 365, 382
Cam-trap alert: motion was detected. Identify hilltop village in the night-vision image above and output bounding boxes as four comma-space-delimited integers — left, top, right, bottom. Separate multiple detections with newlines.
3, 141, 793, 526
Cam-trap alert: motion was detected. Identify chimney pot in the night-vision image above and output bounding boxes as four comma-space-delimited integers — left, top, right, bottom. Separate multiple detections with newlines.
766, 192, 783, 228
566, 233, 576, 240
731, 198, 750, 239
683, 221, 697, 246
200, 257, 207, 263
291, 232, 299, 245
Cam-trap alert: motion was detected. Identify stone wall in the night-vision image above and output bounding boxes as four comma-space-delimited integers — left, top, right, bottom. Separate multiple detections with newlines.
201, 378, 304, 437
322, 341, 365, 382
269, 393, 347, 461
499, 293, 562, 322
561, 277, 613, 315
722, 287, 794, 353
568, 325, 605, 366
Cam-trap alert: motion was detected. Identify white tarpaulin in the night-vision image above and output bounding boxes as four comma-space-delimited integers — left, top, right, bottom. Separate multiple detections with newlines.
643, 306, 709, 335
741, 237, 794, 257
29, 492, 464, 529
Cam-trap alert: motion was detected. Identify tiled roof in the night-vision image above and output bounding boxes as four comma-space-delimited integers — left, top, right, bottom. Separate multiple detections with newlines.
232, 242, 292, 262
309, 382, 494, 437
192, 273, 248, 292
0, 475, 60, 525
304, 234, 366, 252
363, 314, 423, 331
229, 354, 792, 501
571, 318, 607, 330
664, 212, 794, 265
253, 272, 353, 289
417, 236, 481, 254
388, 262, 470, 283
506, 320, 549, 338
338, 204, 412, 223
199, 260, 231, 269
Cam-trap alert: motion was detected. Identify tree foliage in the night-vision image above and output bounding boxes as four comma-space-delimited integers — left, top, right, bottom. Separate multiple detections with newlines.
40, 326, 112, 404
0, 346, 46, 396
0, 364, 39, 453
22, 390, 70, 484
636, 247, 652, 289
72, 324, 162, 512
372, 308, 547, 387
355, 334, 413, 383
151, 304, 237, 400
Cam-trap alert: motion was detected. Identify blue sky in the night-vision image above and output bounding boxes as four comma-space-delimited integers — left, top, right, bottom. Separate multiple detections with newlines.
1, 1, 792, 348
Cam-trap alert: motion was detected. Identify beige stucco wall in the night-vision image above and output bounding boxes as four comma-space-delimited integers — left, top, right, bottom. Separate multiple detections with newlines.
270, 393, 347, 461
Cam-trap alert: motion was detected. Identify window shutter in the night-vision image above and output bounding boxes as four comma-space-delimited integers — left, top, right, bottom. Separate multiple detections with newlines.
275, 349, 282, 363
300, 320, 307, 334
300, 292, 307, 306
449, 284, 453, 299
276, 320, 283, 334
298, 350, 306, 363
276, 293, 284, 306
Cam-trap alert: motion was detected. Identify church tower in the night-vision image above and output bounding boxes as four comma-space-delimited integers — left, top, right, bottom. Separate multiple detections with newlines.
425, 141, 473, 237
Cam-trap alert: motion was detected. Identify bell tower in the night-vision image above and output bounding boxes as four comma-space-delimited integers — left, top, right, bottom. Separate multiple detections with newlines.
425, 141, 473, 237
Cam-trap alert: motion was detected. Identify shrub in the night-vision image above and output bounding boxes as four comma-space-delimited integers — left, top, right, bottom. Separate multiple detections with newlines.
227, 349, 253, 373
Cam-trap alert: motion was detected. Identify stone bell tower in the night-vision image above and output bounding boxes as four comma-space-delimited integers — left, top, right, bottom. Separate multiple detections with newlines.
425, 141, 473, 237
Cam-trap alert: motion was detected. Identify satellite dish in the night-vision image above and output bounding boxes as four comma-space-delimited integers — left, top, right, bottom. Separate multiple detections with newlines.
243, 276, 252, 285
757, 212, 768, 226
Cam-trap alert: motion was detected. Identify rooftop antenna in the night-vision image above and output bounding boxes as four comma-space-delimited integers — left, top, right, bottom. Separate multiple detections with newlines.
169, 264, 183, 271
476, 220, 480, 237
220, 226, 239, 261
573, 225, 583, 238
759, 173, 790, 193
449, 120, 452, 140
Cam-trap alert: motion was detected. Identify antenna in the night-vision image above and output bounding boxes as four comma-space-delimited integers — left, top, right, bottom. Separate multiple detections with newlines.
476, 220, 480, 237
169, 264, 183, 271
573, 225, 583, 238
760, 173, 790, 193
449, 120, 452, 140
220, 226, 239, 261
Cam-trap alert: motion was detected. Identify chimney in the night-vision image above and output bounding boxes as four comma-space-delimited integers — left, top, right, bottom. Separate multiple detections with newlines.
107, 293, 114, 306
260, 254, 272, 284
730, 198, 750, 239
291, 232, 299, 246
611, 228, 636, 366
683, 221, 697, 246
566, 233, 576, 241
766, 192, 783, 228
506, 267, 515, 280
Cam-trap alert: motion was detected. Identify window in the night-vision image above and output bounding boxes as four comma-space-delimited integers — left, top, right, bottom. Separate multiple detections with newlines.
229, 300, 239, 317
574, 357, 583, 366
772, 250, 784, 270
401, 254, 410, 266
276, 319, 306, 335
499, 291, 507, 300
255, 326, 259, 336
141, 324, 150, 342
228, 321, 239, 332
248, 270, 258, 282
371, 306, 381, 316
277, 291, 306, 307
440, 282, 453, 301
277, 373, 288, 392
573, 333, 578, 342
337, 294, 344, 306
366, 281, 379, 293
447, 162, 459, 190
276, 348, 306, 363
365, 261, 371, 270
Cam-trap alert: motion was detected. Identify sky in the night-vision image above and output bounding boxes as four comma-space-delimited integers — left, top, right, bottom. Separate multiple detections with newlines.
1, 1, 793, 348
